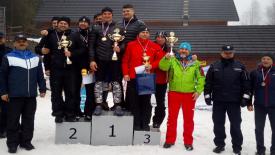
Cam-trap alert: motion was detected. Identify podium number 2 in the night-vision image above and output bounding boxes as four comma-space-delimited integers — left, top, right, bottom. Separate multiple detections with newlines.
144, 134, 151, 144
69, 128, 77, 139
109, 125, 116, 137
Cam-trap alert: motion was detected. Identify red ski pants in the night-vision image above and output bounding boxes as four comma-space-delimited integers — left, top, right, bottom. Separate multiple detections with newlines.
165, 91, 196, 145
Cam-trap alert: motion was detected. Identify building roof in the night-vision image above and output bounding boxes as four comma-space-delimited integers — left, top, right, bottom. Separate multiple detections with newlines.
150, 25, 275, 54
35, 0, 239, 22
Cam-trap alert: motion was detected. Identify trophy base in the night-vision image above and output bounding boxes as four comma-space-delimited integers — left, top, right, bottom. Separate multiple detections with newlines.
112, 57, 118, 61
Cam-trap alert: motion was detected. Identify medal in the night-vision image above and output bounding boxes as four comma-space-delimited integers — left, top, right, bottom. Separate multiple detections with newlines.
261, 67, 271, 87
123, 17, 133, 35
124, 30, 127, 34
102, 22, 110, 42
101, 37, 107, 41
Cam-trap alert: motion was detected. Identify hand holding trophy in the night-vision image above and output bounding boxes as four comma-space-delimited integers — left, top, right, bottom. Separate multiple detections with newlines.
166, 32, 178, 56
108, 28, 125, 61
60, 35, 72, 64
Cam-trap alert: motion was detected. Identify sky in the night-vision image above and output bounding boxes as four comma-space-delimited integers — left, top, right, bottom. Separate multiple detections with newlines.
232, 0, 274, 25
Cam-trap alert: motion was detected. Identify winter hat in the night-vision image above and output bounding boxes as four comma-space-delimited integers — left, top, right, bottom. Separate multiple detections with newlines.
79, 16, 90, 25
14, 34, 27, 42
179, 42, 192, 51
221, 44, 234, 52
58, 16, 71, 25
101, 7, 113, 14
155, 31, 167, 39
262, 52, 275, 62
51, 16, 60, 21
137, 25, 149, 34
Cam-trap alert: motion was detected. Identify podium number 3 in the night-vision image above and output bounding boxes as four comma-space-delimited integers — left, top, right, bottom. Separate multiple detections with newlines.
144, 134, 151, 144
109, 125, 116, 137
69, 128, 77, 139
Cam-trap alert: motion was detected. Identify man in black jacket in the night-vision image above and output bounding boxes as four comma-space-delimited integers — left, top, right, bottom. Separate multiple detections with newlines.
204, 45, 251, 155
35, 16, 59, 76
42, 17, 86, 123
0, 32, 11, 139
117, 4, 146, 110
89, 7, 124, 116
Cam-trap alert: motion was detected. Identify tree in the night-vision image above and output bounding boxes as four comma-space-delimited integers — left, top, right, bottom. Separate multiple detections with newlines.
266, 0, 275, 25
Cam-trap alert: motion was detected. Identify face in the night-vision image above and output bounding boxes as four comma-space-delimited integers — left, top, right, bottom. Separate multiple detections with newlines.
57, 21, 69, 32
122, 8, 135, 20
155, 36, 166, 46
51, 20, 58, 29
261, 56, 273, 68
94, 15, 102, 24
102, 11, 113, 23
78, 21, 89, 30
178, 48, 190, 58
14, 40, 28, 50
221, 51, 234, 59
138, 31, 150, 39
0, 37, 6, 45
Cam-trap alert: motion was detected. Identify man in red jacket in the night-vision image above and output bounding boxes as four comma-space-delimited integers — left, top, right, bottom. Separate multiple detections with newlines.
122, 26, 161, 131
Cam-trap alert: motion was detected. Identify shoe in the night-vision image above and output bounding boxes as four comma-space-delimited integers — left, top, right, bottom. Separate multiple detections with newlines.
185, 144, 194, 151
65, 116, 76, 122
213, 146, 225, 153
8, 146, 17, 153
93, 105, 103, 116
114, 106, 124, 116
20, 143, 35, 151
102, 102, 109, 111
84, 115, 92, 121
163, 143, 174, 148
153, 123, 160, 128
0, 131, 7, 138
255, 152, 265, 155
233, 150, 241, 155
55, 116, 63, 123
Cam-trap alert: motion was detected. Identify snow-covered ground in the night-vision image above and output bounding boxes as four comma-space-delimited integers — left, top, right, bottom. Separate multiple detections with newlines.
0, 92, 272, 155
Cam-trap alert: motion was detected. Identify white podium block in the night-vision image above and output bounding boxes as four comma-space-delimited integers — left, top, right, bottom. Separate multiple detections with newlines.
133, 127, 161, 145
91, 111, 134, 146
55, 118, 91, 144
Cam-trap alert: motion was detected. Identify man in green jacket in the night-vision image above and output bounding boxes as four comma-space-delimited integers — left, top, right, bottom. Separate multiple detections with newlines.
160, 42, 205, 151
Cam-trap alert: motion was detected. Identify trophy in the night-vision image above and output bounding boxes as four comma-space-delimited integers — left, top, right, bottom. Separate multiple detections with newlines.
108, 28, 125, 61
166, 32, 178, 56
60, 35, 72, 64
143, 53, 150, 73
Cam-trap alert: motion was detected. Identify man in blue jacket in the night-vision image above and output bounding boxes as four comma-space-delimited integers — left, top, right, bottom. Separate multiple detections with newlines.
248, 53, 275, 155
0, 34, 46, 153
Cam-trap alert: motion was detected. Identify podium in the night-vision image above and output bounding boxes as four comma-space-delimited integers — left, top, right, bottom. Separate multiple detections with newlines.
133, 127, 161, 145
55, 118, 91, 144
91, 111, 134, 146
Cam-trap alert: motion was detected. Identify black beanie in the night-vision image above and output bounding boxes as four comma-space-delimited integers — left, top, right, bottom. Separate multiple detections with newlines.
137, 25, 149, 34
58, 16, 71, 25
262, 52, 275, 62
78, 16, 90, 25
51, 16, 60, 21
101, 7, 113, 14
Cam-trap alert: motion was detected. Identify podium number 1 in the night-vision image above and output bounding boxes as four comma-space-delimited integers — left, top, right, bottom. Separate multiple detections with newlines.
109, 125, 116, 137
69, 128, 77, 139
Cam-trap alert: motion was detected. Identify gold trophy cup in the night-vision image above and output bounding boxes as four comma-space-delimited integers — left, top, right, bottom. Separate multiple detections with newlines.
60, 35, 72, 64
108, 28, 125, 61
166, 32, 178, 56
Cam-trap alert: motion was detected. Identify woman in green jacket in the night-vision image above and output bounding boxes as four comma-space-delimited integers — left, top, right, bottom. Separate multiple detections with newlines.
160, 42, 205, 151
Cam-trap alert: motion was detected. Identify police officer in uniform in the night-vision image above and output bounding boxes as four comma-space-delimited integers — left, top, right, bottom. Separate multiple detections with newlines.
204, 45, 251, 155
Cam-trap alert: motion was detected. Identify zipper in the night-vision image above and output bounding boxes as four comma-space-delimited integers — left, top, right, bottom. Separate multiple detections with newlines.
24, 54, 30, 97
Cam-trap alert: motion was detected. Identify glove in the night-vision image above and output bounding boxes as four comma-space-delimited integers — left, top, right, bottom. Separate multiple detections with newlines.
240, 98, 249, 107
204, 94, 212, 105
